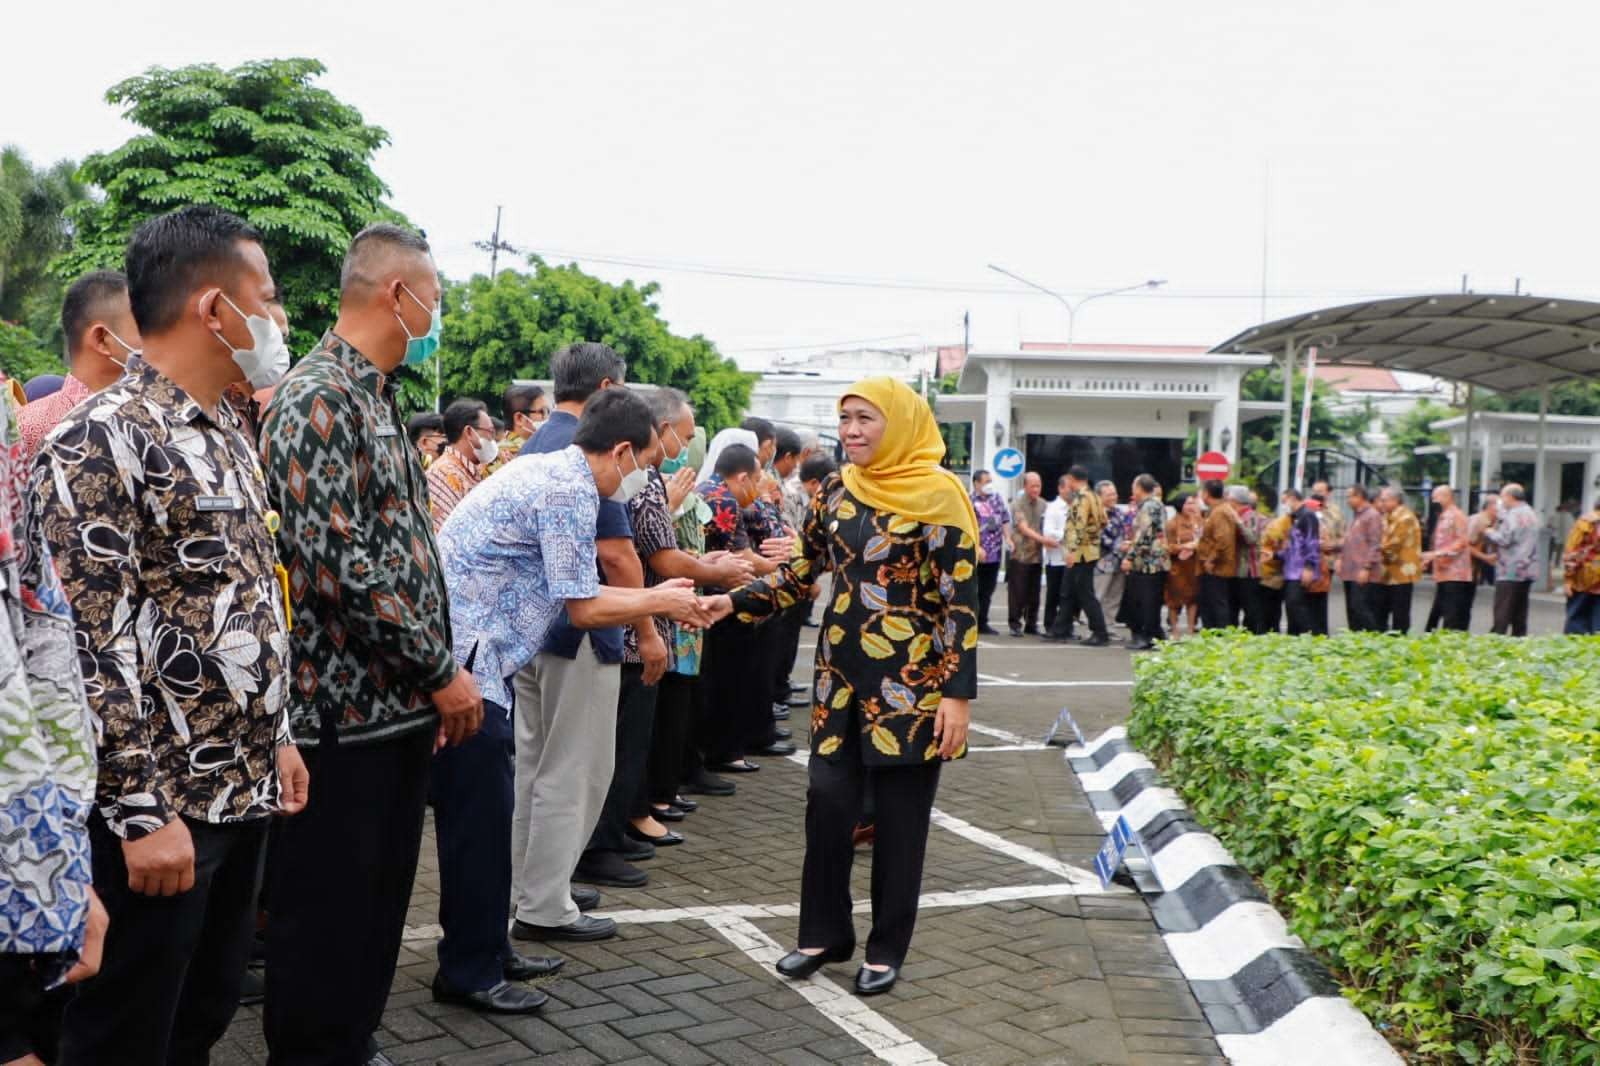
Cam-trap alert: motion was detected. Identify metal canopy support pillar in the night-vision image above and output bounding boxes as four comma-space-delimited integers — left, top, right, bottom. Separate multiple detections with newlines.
1277, 338, 1294, 503
1460, 385, 1476, 506
1534, 384, 1549, 514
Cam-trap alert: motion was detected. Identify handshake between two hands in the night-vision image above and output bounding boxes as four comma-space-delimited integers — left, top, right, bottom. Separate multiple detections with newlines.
654, 578, 733, 630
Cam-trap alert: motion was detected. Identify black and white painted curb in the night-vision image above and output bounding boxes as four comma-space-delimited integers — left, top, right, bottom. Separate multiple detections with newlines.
1066, 726, 1403, 1066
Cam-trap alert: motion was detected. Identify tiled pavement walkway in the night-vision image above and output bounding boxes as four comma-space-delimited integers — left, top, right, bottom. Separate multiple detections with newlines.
219, 632, 1222, 1065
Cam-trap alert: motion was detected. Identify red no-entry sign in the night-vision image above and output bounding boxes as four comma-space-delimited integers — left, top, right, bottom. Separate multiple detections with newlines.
1195, 451, 1231, 481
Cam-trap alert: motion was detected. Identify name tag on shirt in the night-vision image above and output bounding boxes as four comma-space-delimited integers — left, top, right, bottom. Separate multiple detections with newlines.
197, 495, 241, 512
375, 424, 399, 438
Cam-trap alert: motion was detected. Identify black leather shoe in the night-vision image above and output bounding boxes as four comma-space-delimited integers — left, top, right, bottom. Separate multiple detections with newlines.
627, 825, 684, 847
978, 624, 999, 635
366, 1052, 396, 1066
775, 944, 854, 979
1126, 638, 1155, 651
570, 886, 601, 912
622, 838, 656, 862
671, 795, 699, 812
1079, 634, 1111, 647
650, 804, 686, 822
753, 741, 797, 756
574, 851, 649, 886
1008, 626, 1023, 637
772, 726, 793, 740
854, 965, 898, 995
683, 771, 735, 796
432, 973, 547, 1014
708, 759, 760, 773
772, 705, 791, 720
504, 951, 564, 981
513, 914, 618, 942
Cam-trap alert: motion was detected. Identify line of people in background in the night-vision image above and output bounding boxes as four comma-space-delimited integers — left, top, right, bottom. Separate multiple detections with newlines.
968, 467, 1600, 643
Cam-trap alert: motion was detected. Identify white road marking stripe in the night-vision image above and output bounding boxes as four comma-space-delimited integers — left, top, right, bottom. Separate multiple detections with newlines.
967, 722, 1027, 744
929, 808, 1116, 890
1161, 902, 1304, 981
704, 913, 945, 1065
1215, 997, 1405, 1065
1064, 725, 1128, 758
1075, 751, 1156, 793
967, 743, 1050, 753
976, 674, 1135, 687
1146, 832, 1238, 891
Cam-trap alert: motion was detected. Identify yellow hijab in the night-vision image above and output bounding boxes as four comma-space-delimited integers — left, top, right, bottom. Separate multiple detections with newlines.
838, 377, 979, 543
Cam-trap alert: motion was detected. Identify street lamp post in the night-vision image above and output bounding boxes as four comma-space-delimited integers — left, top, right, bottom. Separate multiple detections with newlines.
987, 265, 1166, 346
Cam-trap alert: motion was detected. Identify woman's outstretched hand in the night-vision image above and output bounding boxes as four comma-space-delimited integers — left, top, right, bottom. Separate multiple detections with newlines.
933, 697, 970, 759
700, 594, 734, 625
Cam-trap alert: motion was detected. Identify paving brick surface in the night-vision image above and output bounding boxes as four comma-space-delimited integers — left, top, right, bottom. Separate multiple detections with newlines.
216, 586, 1250, 1065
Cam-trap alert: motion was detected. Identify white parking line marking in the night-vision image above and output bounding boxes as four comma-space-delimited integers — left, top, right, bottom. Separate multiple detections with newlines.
967, 722, 1027, 744
977, 674, 1135, 687
929, 808, 1116, 890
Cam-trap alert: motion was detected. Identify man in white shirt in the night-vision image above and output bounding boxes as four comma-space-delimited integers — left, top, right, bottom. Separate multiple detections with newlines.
1040, 474, 1072, 633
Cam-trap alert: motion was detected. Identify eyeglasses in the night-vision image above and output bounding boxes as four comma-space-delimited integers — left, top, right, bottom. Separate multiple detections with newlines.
526, 408, 549, 422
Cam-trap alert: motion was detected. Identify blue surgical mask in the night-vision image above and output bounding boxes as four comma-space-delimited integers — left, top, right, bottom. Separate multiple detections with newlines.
398, 283, 441, 365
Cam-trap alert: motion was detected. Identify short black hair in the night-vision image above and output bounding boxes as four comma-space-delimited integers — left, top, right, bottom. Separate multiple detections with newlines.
503, 382, 543, 421
1068, 464, 1090, 482
61, 270, 130, 356
1202, 479, 1225, 500
1133, 473, 1158, 494
714, 443, 760, 478
551, 342, 627, 404
799, 455, 836, 484
340, 222, 432, 294
573, 387, 654, 453
1282, 488, 1302, 503
1349, 483, 1371, 502
443, 398, 488, 442
973, 469, 990, 482
406, 411, 443, 444
773, 427, 803, 461
124, 205, 262, 335
740, 416, 775, 446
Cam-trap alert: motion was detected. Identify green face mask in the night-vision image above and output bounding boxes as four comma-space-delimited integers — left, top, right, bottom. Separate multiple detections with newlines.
659, 424, 689, 474
398, 283, 442, 365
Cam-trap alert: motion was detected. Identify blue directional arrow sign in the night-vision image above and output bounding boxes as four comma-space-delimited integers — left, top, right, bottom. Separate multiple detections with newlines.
993, 448, 1024, 479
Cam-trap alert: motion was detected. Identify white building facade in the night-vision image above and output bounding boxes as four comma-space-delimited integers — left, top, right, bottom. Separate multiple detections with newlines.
1427, 412, 1600, 512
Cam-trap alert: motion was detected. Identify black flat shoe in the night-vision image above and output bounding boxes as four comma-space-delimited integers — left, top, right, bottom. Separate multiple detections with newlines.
683, 772, 734, 796
773, 705, 791, 720
432, 974, 548, 1014
753, 741, 796, 756
573, 851, 649, 886
854, 965, 898, 996
775, 944, 855, 979
503, 951, 564, 981
570, 886, 601, 912
709, 759, 760, 773
671, 795, 699, 812
627, 825, 684, 847
650, 804, 686, 822
513, 915, 618, 942
771, 726, 793, 740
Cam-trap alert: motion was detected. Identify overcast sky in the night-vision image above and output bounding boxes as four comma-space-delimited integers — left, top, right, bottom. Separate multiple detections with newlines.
8, 1, 1599, 366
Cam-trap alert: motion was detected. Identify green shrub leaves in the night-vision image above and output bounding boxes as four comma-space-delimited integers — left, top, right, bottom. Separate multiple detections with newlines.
1130, 631, 1600, 1064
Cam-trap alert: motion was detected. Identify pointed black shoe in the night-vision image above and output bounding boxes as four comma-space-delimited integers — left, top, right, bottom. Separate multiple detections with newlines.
431, 973, 548, 1014
775, 944, 855, 979
504, 951, 564, 981
854, 965, 898, 996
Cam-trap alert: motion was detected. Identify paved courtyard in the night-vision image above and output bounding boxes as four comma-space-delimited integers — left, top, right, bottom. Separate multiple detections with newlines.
217, 580, 1569, 1065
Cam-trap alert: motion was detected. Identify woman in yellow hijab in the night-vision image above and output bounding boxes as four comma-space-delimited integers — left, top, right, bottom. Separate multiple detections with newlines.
707, 377, 979, 997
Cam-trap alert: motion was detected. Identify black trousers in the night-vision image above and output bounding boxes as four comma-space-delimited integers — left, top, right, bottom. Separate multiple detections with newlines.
1285, 583, 1329, 636
1042, 565, 1067, 632
700, 618, 767, 764
1257, 583, 1285, 634
975, 561, 1001, 629
61, 815, 267, 1066
433, 706, 515, 993
1377, 583, 1414, 634
1124, 571, 1166, 642
265, 727, 433, 1066
588, 663, 659, 853
799, 728, 942, 968
771, 602, 806, 704
0, 955, 70, 1063
1236, 578, 1263, 632
1006, 561, 1042, 632
651, 672, 697, 804
1491, 580, 1533, 636
1426, 581, 1474, 632
1198, 574, 1238, 630
1343, 581, 1381, 632
1052, 561, 1106, 638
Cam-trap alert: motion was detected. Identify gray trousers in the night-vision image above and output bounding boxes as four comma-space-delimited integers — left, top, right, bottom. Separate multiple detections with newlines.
1094, 568, 1126, 625
510, 647, 622, 927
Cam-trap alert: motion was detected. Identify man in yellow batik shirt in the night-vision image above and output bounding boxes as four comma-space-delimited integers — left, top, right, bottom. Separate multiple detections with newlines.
1376, 486, 1422, 634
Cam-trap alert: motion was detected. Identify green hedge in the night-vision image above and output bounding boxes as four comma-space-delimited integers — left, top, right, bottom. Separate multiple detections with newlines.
1129, 631, 1600, 1065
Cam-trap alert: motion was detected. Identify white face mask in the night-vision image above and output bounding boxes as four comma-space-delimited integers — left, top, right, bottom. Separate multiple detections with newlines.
611, 447, 648, 503
105, 328, 139, 369
211, 291, 291, 390
472, 430, 498, 465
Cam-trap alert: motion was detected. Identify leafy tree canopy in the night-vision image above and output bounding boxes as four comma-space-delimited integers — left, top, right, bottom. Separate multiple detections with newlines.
1236, 365, 1365, 483
1, 146, 90, 349
439, 261, 753, 431
51, 58, 420, 392
0, 320, 65, 382
1385, 397, 1454, 485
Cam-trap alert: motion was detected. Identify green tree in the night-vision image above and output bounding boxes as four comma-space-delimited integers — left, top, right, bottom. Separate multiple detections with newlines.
0, 320, 65, 382
51, 58, 423, 400
0, 146, 90, 348
438, 262, 753, 430
1236, 365, 1365, 482
1476, 380, 1600, 417
1386, 398, 1453, 485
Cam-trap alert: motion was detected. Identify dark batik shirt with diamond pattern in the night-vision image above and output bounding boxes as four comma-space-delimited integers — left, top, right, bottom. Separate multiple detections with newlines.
32, 359, 290, 839
261, 332, 454, 745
